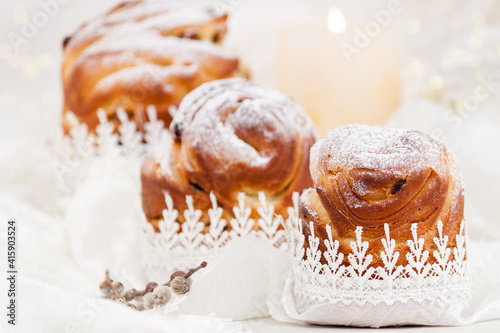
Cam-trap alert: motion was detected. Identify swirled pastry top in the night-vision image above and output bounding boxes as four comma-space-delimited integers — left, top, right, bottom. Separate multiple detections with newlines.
62, 0, 245, 133
63, 0, 229, 62
308, 124, 463, 227
169, 78, 317, 200
141, 78, 318, 229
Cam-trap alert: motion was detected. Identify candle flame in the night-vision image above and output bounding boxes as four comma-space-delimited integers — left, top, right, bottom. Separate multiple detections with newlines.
327, 7, 346, 33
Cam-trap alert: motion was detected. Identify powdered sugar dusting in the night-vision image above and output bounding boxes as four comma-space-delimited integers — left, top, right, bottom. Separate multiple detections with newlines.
78, 33, 237, 75
172, 78, 317, 168
312, 124, 447, 177
74, 33, 238, 96
66, 0, 226, 52
174, 78, 316, 134
90, 62, 199, 95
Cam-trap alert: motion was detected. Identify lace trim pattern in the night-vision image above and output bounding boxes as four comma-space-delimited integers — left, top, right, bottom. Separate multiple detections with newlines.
287, 205, 470, 305
138, 190, 290, 270
60, 107, 168, 159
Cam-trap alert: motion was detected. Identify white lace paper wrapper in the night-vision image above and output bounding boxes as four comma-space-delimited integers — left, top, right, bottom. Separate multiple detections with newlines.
138, 191, 290, 281
271, 202, 471, 327
270, 240, 500, 328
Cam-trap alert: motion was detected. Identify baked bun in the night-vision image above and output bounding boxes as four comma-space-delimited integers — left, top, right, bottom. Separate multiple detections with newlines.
141, 78, 318, 230
300, 124, 464, 267
62, 0, 247, 134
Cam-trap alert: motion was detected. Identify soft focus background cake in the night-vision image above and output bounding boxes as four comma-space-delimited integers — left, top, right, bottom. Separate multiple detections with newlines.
141, 78, 318, 230
300, 124, 464, 267
61, 0, 248, 134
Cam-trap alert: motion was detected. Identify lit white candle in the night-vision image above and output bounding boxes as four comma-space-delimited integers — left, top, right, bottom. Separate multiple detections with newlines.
277, 7, 401, 137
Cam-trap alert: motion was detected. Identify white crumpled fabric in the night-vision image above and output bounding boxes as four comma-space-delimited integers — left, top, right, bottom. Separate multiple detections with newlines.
0, 139, 246, 332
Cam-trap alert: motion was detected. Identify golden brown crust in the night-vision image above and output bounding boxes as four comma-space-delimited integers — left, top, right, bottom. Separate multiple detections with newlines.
62, 0, 247, 134
141, 156, 215, 230
300, 124, 464, 267
141, 78, 318, 230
